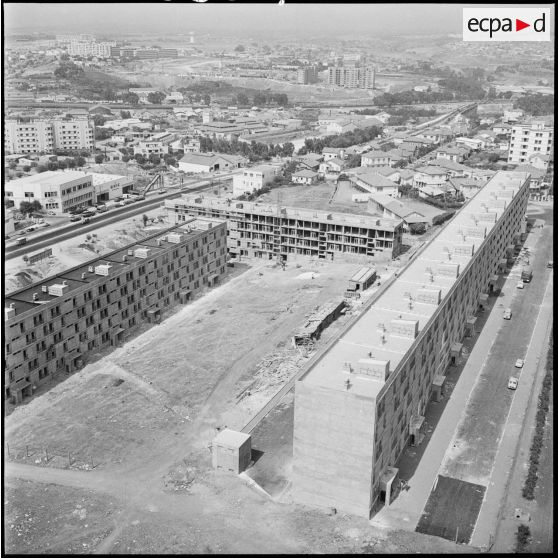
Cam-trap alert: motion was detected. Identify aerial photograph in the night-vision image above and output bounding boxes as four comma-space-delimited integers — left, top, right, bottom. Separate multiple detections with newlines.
3, 1, 553, 554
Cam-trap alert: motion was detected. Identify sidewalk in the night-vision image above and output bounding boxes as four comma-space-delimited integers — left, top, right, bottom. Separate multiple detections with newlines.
370, 225, 550, 536
477, 276, 553, 551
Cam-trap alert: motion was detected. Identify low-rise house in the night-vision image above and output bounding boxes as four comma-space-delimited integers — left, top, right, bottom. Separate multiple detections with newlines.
319, 157, 346, 175
350, 170, 399, 197
416, 128, 454, 144
503, 109, 524, 123
433, 158, 470, 178
326, 120, 358, 134
462, 167, 497, 182
455, 137, 484, 151
448, 177, 487, 200
528, 153, 551, 171
232, 164, 277, 197
402, 137, 436, 152
435, 145, 469, 163
366, 192, 452, 230
413, 165, 449, 189
368, 166, 401, 183
398, 168, 415, 186
493, 122, 512, 135
322, 147, 347, 161
361, 150, 392, 168
297, 153, 323, 171
513, 164, 547, 193
292, 169, 319, 185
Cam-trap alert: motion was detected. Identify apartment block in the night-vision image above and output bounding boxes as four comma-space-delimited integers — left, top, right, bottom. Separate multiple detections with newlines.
4, 118, 95, 155
297, 67, 319, 85
165, 195, 404, 261
508, 121, 553, 165
291, 171, 530, 517
4, 218, 227, 404
328, 65, 375, 89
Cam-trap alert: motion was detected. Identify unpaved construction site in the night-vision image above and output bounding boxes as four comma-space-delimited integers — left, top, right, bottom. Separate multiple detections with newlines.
4, 183, 466, 553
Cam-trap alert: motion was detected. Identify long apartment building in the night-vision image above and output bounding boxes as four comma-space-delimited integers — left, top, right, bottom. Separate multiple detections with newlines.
291, 171, 530, 518
165, 195, 404, 262
4, 218, 227, 404
4, 118, 95, 154
328, 65, 375, 89
508, 121, 553, 164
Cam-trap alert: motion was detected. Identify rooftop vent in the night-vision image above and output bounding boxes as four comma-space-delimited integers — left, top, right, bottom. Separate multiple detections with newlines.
88, 266, 94, 272
390, 319, 419, 339
94, 263, 112, 276
33, 293, 39, 301
127, 249, 134, 256
41, 285, 48, 293
48, 282, 70, 297
134, 247, 151, 259
357, 358, 390, 381
81, 272, 86, 279
122, 255, 127, 262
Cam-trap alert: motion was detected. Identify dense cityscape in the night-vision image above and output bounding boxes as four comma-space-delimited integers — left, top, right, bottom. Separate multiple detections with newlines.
3, 3, 554, 555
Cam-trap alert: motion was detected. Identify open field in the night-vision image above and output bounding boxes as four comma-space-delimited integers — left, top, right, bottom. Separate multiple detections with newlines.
257, 181, 372, 216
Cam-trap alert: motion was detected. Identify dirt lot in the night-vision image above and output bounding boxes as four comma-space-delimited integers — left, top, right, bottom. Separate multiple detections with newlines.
5, 209, 170, 293
258, 181, 372, 216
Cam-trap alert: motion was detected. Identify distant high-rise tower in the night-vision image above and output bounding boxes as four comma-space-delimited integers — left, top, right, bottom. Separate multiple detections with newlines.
189, 32, 195, 44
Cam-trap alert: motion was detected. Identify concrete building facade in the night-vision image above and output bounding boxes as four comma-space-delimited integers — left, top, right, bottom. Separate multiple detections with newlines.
232, 165, 277, 197
5, 171, 94, 214
291, 171, 530, 517
508, 121, 553, 165
165, 195, 404, 262
4, 218, 227, 404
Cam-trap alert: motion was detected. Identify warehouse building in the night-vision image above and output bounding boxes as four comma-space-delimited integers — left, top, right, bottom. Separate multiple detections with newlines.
4, 218, 227, 404
165, 195, 404, 261
291, 171, 530, 518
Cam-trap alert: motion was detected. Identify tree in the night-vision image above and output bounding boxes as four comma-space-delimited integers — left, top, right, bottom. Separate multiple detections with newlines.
75, 156, 86, 168
236, 93, 249, 106
92, 114, 107, 127
47, 161, 59, 171
67, 159, 76, 169
122, 92, 140, 105
253, 92, 267, 106
9, 162, 17, 170
22, 165, 31, 172
36, 164, 47, 173
95, 154, 104, 164
122, 155, 130, 163
120, 110, 131, 119
149, 153, 161, 165
147, 91, 165, 105
20, 200, 42, 215
409, 222, 427, 235
234, 44, 245, 52
58, 160, 67, 170
202, 93, 211, 105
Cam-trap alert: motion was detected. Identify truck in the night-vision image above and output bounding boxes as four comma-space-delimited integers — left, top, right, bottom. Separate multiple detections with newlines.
521, 266, 533, 283
17, 237, 28, 246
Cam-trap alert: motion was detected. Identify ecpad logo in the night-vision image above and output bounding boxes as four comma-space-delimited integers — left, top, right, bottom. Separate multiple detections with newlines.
463, 8, 551, 41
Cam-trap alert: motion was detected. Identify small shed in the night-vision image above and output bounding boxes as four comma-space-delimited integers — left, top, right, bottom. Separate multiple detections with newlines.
212, 429, 252, 474
348, 266, 377, 292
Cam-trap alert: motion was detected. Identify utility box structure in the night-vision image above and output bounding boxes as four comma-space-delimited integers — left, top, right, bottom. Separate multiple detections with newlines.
212, 429, 252, 474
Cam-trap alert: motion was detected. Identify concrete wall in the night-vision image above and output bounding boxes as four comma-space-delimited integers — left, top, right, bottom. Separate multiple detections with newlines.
292, 382, 376, 517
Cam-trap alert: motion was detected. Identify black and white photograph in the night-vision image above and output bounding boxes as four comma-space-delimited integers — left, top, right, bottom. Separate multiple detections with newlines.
3, 1, 554, 554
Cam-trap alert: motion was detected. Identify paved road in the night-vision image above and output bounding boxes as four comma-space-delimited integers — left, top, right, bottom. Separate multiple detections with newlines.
5, 174, 236, 260
370, 202, 554, 543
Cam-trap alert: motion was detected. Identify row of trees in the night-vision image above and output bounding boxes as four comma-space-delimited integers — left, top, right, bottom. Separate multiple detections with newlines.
513, 93, 554, 116
198, 136, 295, 162
298, 125, 382, 155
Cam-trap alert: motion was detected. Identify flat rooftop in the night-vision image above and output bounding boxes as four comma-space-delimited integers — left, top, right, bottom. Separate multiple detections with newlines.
300, 171, 530, 399
5, 217, 224, 319
166, 195, 403, 232
7, 170, 91, 187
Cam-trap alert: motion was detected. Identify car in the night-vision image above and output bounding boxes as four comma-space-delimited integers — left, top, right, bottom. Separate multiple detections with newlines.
158, 189, 167, 194
47, 211, 56, 216
515, 359, 524, 368
70, 215, 82, 222
16, 230, 26, 236
115, 201, 125, 207
503, 308, 512, 320
81, 217, 90, 224
122, 198, 135, 205
26, 226, 36, 232
81, 211, 95, 217
73, 208, 85, 214
516, 282, 524, 289
135, 195, 146, 201
508, 377, 519, 390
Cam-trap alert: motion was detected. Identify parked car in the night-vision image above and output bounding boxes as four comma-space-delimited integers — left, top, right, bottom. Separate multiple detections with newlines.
114, 201, 125, 207
515, 359, 524, 368
16, 230, 26, 236
122, 198, 135, 205
81, 217, 90, 224
503, 308, 512, 320
516, 282, 524, 289
73, 207, 85, 214
135, 195, 146, 201
26, 226, 36, 232
507, 377, 519, 390
47, 210, 56, 216
70, 215, 82, 222
17, 237, 28, 246
81, 211, 95, 218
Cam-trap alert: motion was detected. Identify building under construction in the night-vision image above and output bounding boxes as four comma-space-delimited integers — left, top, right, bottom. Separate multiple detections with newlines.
291, 171, 531, 517
165, 195, 404, 261
4, 218, 227, 404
